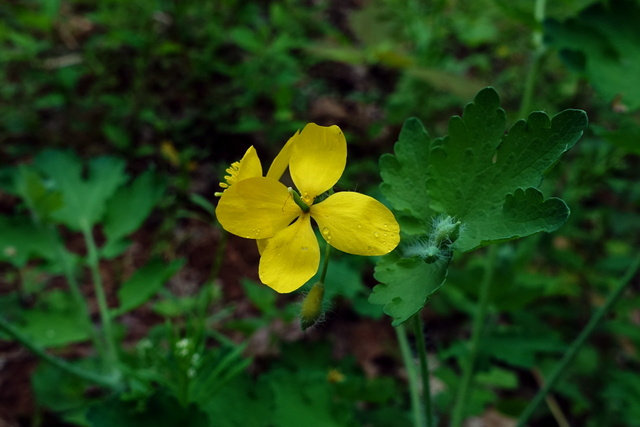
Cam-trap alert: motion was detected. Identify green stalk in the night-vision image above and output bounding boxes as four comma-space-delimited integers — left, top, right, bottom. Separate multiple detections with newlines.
80, 221, 119, 374
319, 241, 331, 284
414, 314, 433, 427
517, 253, 640, 426
49, 226, 103, 357
396, 323, 424, 427
450, 245, 498, 427
519, 0, 547, 119
0, 316, 119, 389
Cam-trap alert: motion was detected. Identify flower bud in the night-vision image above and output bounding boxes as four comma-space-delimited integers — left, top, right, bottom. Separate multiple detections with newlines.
300, 282, 325, 330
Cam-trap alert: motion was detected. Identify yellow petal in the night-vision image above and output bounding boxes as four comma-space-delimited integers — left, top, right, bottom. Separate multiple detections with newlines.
311, 192, 400, 256
234, 146, 263, 182
215, 177, 299, 239
266, 130, 299, 180
259, 214, 320, 293
256, 238, 269, 255
290, 123, 346, 200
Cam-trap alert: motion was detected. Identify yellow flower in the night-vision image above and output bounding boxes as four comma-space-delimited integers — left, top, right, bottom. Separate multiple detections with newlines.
215, 123, 400, 293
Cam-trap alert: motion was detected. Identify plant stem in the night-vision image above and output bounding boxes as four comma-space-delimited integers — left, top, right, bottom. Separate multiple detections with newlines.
450, 244, 498, 427
81, 222, 119, 375
414, 313, 433, 427
396, 323, 424, 427
531, 368, 570, 427
519, 0, 547, 119
517, 253, 640, 426
49, 226, 103, 356
319, 242, 331, 284
0, 316, 119, 389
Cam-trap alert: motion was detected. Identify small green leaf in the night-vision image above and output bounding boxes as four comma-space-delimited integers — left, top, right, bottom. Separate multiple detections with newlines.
13, 165, 63, 222
114, 259, 184, 316
34, 150, 128, 230
0, 216, 57, 267
19, 290, 90, 347
369, 252, 449, 326
103, 169, 165, 248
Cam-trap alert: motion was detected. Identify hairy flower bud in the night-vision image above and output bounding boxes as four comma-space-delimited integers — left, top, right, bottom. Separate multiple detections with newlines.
300, 282, 325, 330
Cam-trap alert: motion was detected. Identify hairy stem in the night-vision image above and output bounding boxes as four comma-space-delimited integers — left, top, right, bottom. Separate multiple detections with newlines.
450, 245, 498, 427
396, 323, 424, 427
519, 0, 547, 118
517, 253, 640, 426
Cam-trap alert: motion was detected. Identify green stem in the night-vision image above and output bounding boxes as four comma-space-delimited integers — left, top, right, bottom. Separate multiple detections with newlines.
517, 253, 640, 426
49, 226, 103, 356
450, 245, 498, 427
0, 316, 119, 389
414, 314, 433, 427
396, 323, 424, 427
319, 241, 331, 284
81, 222, 119, 374
519, 0, 547, 119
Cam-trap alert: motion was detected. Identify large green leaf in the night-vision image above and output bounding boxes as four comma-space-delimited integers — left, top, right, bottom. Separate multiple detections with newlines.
379, 118, 433, 234
427, 88, 586, 251
34, 150, 128, 230
545, 0, 640, 110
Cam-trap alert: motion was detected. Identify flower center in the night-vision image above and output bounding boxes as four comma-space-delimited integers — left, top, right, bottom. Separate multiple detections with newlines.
288, 187, 310, 213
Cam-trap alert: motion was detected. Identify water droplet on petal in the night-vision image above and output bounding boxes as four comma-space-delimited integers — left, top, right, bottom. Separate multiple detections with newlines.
374, 232, 379, 238
322, 227, 330, 235
383, 223, 389, 228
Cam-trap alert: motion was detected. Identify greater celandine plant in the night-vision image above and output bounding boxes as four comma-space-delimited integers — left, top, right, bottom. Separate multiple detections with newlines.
213, 87, 637, 426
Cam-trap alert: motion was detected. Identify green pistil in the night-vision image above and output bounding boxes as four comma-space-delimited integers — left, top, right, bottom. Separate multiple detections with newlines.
288, 187, 310, 212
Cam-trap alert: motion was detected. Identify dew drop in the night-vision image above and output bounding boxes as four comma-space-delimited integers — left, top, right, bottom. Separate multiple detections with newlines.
357, 225, 362, 229
374, 232, 379, 238
383, 223, 389, 228
383, 233, 388, 237
322, 227, 330, 235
